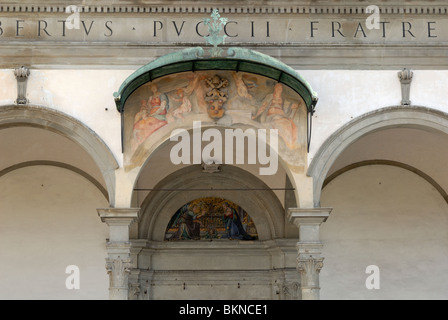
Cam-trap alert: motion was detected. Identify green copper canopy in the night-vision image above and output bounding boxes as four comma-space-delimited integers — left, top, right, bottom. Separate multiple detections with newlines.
114, 47, 318, 113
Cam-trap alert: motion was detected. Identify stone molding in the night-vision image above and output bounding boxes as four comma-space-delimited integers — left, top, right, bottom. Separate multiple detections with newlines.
1, 3, 448, 15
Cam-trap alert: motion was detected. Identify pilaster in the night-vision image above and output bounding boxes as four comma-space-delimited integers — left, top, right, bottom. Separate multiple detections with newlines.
97, 208, 139, 300
288, 207, 332, 300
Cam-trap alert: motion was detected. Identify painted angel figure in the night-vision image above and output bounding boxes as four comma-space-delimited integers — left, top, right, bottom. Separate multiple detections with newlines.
167, 88, 192, 122
131, 83, 169, 151
252, 83, 300, 150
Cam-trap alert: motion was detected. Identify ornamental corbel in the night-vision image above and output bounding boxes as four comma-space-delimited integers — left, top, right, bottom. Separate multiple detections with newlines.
14, 66, 30, 105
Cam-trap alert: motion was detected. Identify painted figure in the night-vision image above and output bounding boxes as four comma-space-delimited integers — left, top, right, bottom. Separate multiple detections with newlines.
252, 83, 299, 149
132, 83, 169, 151
221, 202, 255, 240
232, 72, 254, 101
167, 88, 192, 122
168, 204, 205, 240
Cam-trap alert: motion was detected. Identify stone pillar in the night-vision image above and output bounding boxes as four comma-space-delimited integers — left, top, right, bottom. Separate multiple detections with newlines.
97, 208, 139, 300
288, 208, 332, 300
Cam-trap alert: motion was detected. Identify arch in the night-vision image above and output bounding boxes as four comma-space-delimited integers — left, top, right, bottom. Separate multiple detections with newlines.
127, 123, 300, 209
323, 160, 448, 205
0, 105, 118, 205
308, 106, 448, 207
0, 161, 108, 200
138, 165, 286, 241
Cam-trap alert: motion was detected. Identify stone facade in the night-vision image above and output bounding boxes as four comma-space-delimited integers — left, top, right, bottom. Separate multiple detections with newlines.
0, 0, 448, 300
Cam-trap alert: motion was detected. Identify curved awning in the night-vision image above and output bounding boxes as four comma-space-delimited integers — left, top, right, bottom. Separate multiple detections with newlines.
113, 47, 318, 114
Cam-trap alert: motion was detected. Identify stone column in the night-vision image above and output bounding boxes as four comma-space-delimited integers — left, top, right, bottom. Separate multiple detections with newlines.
288, 208, 332, 300
97, 208, 139, 300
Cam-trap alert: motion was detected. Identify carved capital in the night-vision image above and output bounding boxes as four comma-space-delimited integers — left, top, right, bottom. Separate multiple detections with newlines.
14, 66, 30, 79
297, 257, 324, 288
106, 258, 132, 289
398, 68, 413, 84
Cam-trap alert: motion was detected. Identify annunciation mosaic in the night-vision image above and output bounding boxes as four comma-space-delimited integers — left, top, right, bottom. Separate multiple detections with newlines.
165, 197, 258, 241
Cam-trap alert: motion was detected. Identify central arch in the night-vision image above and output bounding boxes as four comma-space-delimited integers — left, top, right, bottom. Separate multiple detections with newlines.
138, 164, 285, 241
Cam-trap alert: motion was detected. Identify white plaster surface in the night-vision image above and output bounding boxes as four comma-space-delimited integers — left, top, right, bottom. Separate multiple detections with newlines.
320, 165, 448, 300
0, 166, 109, 299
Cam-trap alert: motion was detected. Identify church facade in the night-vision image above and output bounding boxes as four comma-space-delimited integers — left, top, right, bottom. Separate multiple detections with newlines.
1, 0, 448, 300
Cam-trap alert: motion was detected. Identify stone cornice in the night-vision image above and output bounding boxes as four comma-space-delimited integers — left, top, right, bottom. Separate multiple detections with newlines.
0, 2, 447, 15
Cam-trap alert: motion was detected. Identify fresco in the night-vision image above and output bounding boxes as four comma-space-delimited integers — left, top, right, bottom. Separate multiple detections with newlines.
165, 197, 258, 241
124, 70, 307, 168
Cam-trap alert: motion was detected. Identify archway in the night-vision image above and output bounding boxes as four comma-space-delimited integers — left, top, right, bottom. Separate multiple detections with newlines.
0, 105, 117, 299
133, 163, 301, 300
308, 106, 448, 207
0, 105, 118, 206
308, 106, 448, 299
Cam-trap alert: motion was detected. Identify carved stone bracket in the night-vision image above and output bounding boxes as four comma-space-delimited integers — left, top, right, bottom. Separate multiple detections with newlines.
14, 66, 30, 105
202, 161, 222, 173
398, 68, 413, 106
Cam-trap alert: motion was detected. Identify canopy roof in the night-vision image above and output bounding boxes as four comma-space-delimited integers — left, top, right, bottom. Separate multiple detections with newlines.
114, 47, 318, 113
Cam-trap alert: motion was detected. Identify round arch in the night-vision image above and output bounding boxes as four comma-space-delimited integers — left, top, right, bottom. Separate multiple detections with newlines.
0, 105, 118, 206
308, 106, 448, 207
0, 161, 108, 200
138, 165, 286, 241
126, 123, 300, 209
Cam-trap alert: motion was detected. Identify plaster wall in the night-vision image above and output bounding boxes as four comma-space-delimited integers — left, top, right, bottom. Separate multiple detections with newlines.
320, 165, 448, 300
0, 166, 109, 299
